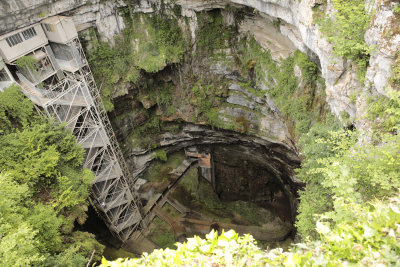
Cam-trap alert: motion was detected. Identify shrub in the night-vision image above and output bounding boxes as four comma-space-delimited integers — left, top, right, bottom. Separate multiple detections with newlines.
16, 55, 38, 72
294, 50, 318, 83
154, 149, 168, 162
296, 122, 400, 238
196, 9, 236, 56
367, 90, 400, 133
315, 0, 371, 82
0, 84, 37, 133
100, 195, 400, 266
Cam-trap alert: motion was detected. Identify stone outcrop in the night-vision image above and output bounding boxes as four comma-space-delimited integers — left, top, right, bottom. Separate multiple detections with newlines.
0, 0, 126, 41
365, 2, 400, 97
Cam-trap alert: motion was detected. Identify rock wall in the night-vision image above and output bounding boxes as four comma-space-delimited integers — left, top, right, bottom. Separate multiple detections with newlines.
130, 0, 400, 131
2, 0, 398, 131
0, 0, 126, 41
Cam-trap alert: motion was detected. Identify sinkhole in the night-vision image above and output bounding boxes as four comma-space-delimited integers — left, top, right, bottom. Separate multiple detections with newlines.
80, 123, 302, 257
132, 126, 302, 252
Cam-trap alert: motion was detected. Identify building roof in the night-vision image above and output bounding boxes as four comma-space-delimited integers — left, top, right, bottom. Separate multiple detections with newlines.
0, 22, 41, 41
41, 16, 69, 25
0, 16, 73, 41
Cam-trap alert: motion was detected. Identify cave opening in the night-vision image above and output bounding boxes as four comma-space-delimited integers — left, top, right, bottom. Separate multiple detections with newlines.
131, 135, 300, 253
213, 144, 293, 223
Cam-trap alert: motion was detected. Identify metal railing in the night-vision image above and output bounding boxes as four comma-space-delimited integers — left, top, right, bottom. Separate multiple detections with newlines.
16, 37, 144, 242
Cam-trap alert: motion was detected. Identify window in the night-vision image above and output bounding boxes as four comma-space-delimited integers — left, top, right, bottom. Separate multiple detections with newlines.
21, 27, 37, 40
43, 23, 55, 33
5, 33, 23, 47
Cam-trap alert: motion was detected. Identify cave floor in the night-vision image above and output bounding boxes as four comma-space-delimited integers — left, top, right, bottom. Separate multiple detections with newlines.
124, 153, 293, 254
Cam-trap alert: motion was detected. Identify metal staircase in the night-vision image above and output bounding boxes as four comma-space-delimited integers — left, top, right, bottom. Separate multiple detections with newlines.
16, 37, 143, 242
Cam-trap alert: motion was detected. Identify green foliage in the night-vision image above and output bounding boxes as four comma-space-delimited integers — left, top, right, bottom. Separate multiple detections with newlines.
0, 89, 103, 265
147, 217, 177, 249
154, 148, 168, 162
88, 10, 186, 111
295, 119, 344, 237
296, 119, 400, 238
226, 201, 273, 226
390, 52, 400, 87
339, 110, 351, 126
349, 91, 357, 103
16, 55, 39, 72
0, 122, 101, 266
88, 38, 133, 111
142, 151, 185, 183
188, 79, 226, 128
294, 50, 318, 83
205, 108, 225, 129
127, 12, 186, 72
126, 111, 163, 149
315, 0, 371, 81
142, 82, 174, 109
367, 90, 400, 133
46, 232, 105, 266
100, 195, 400, 266
0, 219, 45, 266
394, 3, 400, 15
196, 10, 236, 56
179, 167, 199, 194
0, 84, 37, 133
137, 114, 161, 135
45, 245, 87, 267
195, 180, 225, 210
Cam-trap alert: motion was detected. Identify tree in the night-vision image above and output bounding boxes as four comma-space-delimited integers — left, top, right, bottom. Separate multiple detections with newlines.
0, 85, 104, 265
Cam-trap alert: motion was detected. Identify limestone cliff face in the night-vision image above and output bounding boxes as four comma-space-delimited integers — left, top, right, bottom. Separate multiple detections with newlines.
0, 0, 125, 41
2, 0, 398, 132
172, 0, 399, 131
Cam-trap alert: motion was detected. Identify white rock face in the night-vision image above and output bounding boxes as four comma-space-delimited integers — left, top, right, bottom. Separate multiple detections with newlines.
230, 0, 350, 117
0, 0, 127, 41
365, 3, 400, 97
218, 0, 398, 130
239, 14, 296, 60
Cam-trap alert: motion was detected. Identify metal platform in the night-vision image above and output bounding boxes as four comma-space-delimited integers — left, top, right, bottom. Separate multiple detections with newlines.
16, 37, 143, 242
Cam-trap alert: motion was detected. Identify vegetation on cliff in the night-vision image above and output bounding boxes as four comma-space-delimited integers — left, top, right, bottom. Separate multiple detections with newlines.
236, 36, 327, 138
0, 85, 104, 266
314, 0, 371, 81
88, 9, 187, 111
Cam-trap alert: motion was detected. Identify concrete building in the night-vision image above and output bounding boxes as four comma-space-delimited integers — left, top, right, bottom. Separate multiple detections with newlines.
41, 16, 78, 44
0, 23, 48, 64
0, 16, 143, 242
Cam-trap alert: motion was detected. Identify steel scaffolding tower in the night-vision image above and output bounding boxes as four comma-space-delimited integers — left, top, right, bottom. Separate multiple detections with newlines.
15, 37, 143, 242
